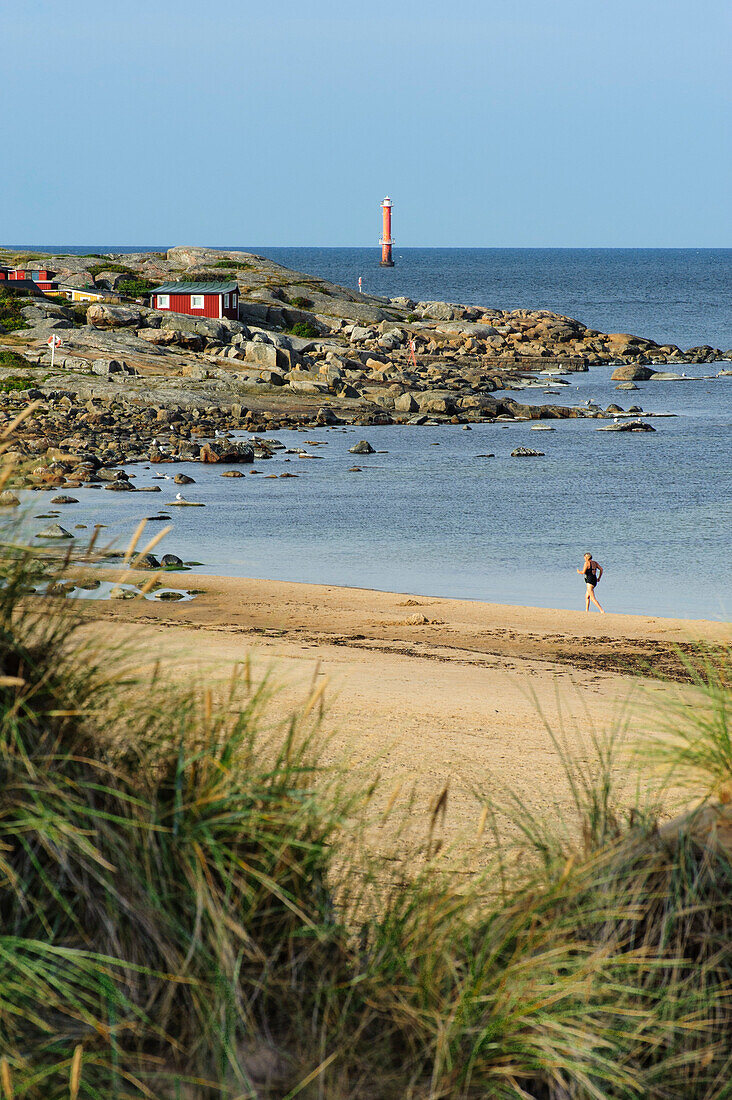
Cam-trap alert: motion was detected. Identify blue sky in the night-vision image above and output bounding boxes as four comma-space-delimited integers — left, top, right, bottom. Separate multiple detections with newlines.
1, 0, 730, 246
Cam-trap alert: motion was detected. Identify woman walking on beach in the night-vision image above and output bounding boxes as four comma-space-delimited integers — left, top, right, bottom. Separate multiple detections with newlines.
577, 552, 605, 613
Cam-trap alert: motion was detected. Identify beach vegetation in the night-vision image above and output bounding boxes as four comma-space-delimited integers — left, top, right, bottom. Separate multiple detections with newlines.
289, 295, 314, 309
0, 498, 730, 1096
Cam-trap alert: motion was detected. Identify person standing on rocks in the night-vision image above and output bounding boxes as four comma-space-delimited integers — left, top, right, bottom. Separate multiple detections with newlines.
577, 553, 605, 613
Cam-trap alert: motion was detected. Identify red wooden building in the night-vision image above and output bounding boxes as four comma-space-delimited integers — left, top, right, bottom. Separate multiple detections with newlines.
150, 281, 239, 320
0, 266, 56, 291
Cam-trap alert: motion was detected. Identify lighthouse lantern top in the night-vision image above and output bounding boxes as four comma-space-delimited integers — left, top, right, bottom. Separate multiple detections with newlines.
381, 196, 393, 206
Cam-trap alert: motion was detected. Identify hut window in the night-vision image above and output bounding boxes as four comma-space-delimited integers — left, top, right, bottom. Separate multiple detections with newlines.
157, 294, 169, 308
191, 294, 204, 309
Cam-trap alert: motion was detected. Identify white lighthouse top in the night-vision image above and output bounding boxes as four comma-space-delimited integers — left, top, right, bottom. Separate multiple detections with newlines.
381, 196, 393, 206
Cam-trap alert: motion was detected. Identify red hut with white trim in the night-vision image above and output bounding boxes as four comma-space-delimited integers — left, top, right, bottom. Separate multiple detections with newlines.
149, 280, 239, 320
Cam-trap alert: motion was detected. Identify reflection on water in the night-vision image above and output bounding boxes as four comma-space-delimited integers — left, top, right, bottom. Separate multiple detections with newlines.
37, 579, 196, 603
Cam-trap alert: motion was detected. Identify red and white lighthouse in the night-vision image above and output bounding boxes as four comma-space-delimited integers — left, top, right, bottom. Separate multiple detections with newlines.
379, 196, 394, 267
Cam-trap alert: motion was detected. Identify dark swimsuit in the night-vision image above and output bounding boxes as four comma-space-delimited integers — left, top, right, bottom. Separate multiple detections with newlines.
583, 565, 598, 587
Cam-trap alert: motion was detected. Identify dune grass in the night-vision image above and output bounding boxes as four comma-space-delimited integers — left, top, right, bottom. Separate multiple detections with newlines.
0, 533, 730, 1097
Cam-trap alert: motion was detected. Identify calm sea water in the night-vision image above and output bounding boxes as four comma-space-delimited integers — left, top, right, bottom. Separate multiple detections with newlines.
17, 365, 731, 621
18, 246, 732, 351
12, 247, 732, 619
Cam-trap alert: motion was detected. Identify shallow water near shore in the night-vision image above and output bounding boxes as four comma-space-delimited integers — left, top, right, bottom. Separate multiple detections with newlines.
20, 366, 732, 622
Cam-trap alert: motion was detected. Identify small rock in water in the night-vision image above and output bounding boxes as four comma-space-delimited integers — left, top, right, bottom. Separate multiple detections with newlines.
136, 554, 161, 569
511, 447, 545, 457
221, 470, 245, 477
161, 554, 184, 568
349, 440, 375, 455
51, 495, 79, 504
146, 514, 172, 521
105, 481, 135, 492
109, 586, 136, 600
156, 590, 186, 601
46, 581, 75, 598
35, 524, 74, 539
610, 365, 658, 381
0, 491, 20, 507
279, 472, 299, 478
348, 466, 362, 472
174, 473, 196, 485
596, 419, 656, 433
75, 524, 87, 529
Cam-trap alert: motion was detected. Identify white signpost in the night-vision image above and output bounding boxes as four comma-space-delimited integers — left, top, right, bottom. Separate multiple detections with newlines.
47, 334, 62, 369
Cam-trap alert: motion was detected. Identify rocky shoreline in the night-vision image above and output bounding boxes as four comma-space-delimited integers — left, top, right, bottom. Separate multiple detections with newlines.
0, 245, 728, 490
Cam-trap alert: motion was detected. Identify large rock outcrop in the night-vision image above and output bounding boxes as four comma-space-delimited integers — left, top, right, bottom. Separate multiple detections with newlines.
87, 303, 143, 329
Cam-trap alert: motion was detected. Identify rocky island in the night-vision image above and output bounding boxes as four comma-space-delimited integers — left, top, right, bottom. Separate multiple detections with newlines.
0, 244, 728, 486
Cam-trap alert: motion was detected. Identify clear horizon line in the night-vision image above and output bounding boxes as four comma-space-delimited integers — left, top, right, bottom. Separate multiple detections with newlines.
3, 243, 731, 252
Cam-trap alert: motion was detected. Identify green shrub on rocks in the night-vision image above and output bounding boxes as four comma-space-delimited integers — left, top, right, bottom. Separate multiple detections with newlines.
87, 262, 135, 277
116, 277, 155, 298
44, 297, 90, 325
0, 350, 32, 370
213, 259, 253, 270
0, 288, 28, 333
286, 321, 320, 339
0, 375, 35, 392
175, 271, 240, 282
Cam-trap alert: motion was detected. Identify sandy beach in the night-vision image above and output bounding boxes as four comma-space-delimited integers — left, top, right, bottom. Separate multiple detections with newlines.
76, 573, 729, 857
